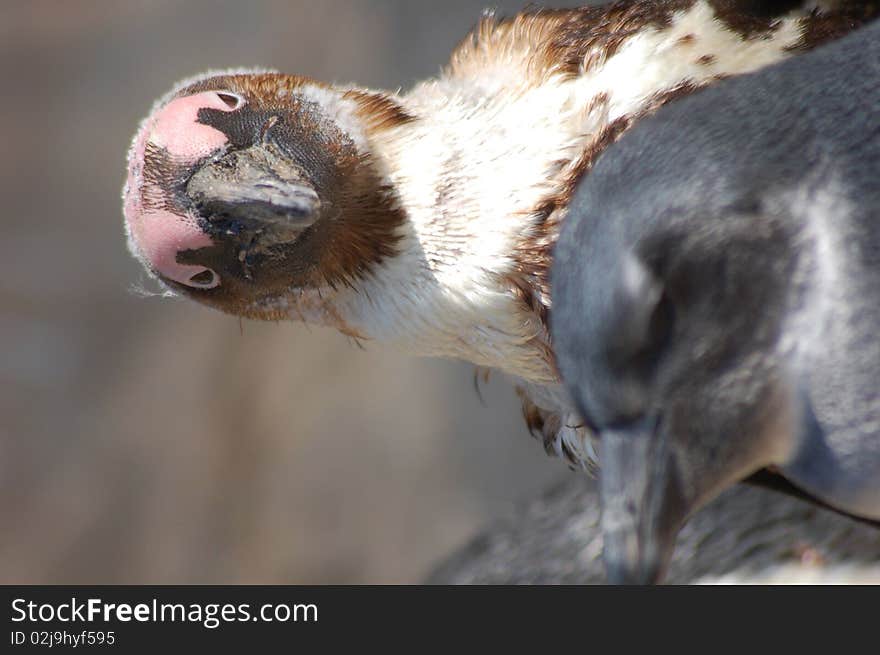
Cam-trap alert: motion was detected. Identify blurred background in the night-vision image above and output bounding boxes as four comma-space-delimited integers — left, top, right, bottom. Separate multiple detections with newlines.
0, 0, 591, 583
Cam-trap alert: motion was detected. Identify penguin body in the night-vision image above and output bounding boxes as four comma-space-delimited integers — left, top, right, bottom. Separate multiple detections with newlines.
552, 17, 880, 582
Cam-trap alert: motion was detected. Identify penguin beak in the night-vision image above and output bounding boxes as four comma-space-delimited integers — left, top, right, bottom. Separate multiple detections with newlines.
186, 142, 321, 242
599, 417, 688, 584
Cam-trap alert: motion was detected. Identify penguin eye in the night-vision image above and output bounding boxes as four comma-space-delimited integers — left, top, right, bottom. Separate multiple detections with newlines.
632, 288, 675, 372
215, 91, 244, 110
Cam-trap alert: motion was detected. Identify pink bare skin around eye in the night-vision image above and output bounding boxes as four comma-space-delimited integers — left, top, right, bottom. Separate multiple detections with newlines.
128, 205, 217, 287
124, 91, 241, 288
148, 91, 235, 158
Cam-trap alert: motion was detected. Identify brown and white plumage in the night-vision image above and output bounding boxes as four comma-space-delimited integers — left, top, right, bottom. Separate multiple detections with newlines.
123, 0, 877, 469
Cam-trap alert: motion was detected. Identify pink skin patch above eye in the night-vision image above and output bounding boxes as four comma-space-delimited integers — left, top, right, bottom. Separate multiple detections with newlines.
128, 206, 218, 288
148, 91, 238, 158
124, 90, 242, 289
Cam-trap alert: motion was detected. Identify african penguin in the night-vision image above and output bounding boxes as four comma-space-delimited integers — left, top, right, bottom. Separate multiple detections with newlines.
122, 1, 880, 583
552, 14, 880, 583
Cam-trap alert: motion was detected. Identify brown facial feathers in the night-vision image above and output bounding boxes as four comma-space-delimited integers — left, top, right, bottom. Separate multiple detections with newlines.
137, 73, 407, 320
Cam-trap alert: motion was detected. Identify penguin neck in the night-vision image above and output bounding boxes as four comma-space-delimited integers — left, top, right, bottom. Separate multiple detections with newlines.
273, 1, 836, 385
